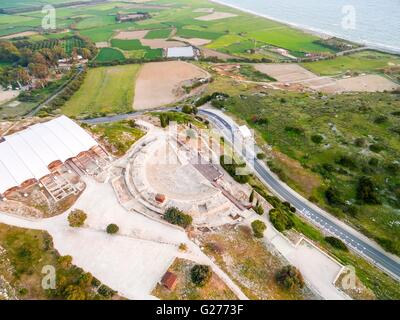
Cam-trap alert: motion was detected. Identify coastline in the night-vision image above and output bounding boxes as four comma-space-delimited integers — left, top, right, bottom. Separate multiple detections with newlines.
208, 0, 400, 55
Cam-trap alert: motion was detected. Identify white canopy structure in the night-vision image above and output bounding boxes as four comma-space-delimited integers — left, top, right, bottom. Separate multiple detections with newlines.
167, 46, 195, 58
0, 116, 98, 195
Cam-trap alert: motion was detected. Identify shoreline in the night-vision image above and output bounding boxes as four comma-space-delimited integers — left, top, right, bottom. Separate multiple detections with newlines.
209, 0, 400, 55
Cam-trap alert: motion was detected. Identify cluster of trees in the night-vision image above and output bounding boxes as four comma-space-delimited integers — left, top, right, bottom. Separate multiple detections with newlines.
219, 155, 250, 184
159, 113, 171, 128
269, 207, 294, 232
164, 207, 193, 229
48, 255, 116, 300
190, 265, 212, 287
0, 35, 96, 88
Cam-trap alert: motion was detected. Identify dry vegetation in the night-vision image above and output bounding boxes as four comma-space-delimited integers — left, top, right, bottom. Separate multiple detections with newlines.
199, 224, 317, 300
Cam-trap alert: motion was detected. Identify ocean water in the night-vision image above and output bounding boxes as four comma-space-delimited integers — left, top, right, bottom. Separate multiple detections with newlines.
215, 0, 400, 53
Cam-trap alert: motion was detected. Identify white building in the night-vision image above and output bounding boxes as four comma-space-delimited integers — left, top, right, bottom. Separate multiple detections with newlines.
167, 46, 195, 58
0, 116, 98, 196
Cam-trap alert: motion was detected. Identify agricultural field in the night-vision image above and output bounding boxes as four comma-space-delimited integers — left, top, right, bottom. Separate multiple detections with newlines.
0, 0, 343, 62
94, 47, 125, 62
302, 50, 400, 77
61, 64, 140, 117
212, 89, 400, 257
144, 28, 172, 39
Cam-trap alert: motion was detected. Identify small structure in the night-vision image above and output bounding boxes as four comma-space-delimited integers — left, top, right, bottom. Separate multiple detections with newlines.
238, 125, 252, 141
155, 193, 166, 204
167, 46, 195, 59
161, 271, 178, 291
116, 12, 151, 23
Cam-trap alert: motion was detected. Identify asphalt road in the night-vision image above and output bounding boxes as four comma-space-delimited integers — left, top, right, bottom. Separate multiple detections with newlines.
199, 108, 400, 281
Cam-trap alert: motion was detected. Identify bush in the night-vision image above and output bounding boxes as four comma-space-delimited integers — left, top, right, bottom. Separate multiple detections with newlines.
190, 265, 212, 287
276, 265, 304, 290
253, 201, 264, 215
269, 208, 293, 232
311, 134, 323, 144
325, 186, 344, 206
164, 207, 192, 228
106, 224, 119, 234
374, 115, 388, 124
356, 176, 381, 204
325, 236, 348, 251
68, 210, 87, 227
251, 220, 266, 238
256, 152, 266, 160
98, 284, 116, 298
369, 143, 384, 153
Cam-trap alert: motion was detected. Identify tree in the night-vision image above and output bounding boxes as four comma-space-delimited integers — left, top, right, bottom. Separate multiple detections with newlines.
68, 209, 87, 227
251, 220, 266, 238
253, 200, 264, 215
106, 223, 119, 234
325, 186, 344, 206
276, 265, 304, 290
182, 105, 193, 114
190, 265, 212, 287
249, 190, 255, 203
28, 63, 49, 79
159, 113, 170, 128
164, 207, 192, 228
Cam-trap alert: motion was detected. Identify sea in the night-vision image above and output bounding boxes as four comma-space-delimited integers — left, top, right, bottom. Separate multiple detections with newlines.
213, 0, 400, 53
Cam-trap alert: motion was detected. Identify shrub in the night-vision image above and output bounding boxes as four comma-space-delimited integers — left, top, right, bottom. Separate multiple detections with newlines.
58, 255, 73, 268
253, 201, 264, 215
190, 265, 212, 287
276, 265, 304, 290
256, 152, 266, 160
63, 285, 87, 300
251, 220, 266, 238
369, 143, 384, 153
106, 224, 119, 234
311, 134, 323, 144
269, 208, 293, 232
325, 186, 344, 206
284, 126, 304, 135
68, 209, 87, 227
336, 155, 357, 169
325, 236, 348, 251
354, 137, 367, 147
98, 284, 116, 298
164, 207, 192, 228
374, 115, 388, 124
356, 176, 381, 204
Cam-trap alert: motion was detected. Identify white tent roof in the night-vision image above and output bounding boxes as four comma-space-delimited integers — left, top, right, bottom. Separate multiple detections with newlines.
0, 116, 98, 195
167, 46, 195, 58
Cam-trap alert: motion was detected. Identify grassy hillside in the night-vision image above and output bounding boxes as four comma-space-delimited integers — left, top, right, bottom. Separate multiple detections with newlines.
212, 90, 400, 256
61, 64, 140, 117
302, 51, 400, 76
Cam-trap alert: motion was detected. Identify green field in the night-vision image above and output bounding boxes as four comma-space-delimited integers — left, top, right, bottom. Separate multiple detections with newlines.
61, 64, 140, 117
111, 39, 145, 51
302, 50, 400, 76
95, 48, 125, 62
144, 28, 172, 39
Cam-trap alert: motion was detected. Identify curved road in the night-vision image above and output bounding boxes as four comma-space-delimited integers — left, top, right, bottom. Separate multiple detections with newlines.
199, 108, 400, 281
